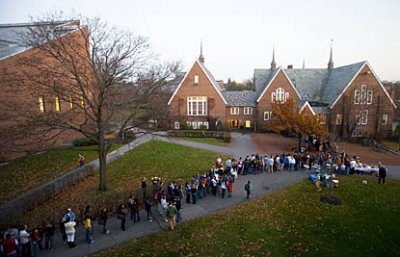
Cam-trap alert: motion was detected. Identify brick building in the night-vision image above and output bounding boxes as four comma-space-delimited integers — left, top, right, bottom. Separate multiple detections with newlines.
168, 47, 397, 138
0, 21, 87, 161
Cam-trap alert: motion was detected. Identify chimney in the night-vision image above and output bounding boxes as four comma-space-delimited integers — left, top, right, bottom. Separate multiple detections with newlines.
287, 64, 293, 69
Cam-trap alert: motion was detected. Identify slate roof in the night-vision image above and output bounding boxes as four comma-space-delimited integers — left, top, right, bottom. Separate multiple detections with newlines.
254, 68, 279, 98
0, 21, 78, 60
222, 90, 258, 107
254, 62, 366, 107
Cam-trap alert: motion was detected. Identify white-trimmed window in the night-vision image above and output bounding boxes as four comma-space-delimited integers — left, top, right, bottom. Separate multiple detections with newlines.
354, 90, 360, 104
174, 121, 180, 129
367, 90, 373, 104
188, 96, 207, 116
382, 114, 388, 125
244, 107, 253, 115
357, 110, 368, 125
203, 121, 209, 129
272, 87, 288, 102
192, 122, 198, 129
361, 85, 367, 104
230, 107, 240, 115
245, 120, 251, 128
186, 121, 192, 128
194, 75, 199, 85
264, 111, 272, 121
336, 114, 342, 125
39, 96, 45, 113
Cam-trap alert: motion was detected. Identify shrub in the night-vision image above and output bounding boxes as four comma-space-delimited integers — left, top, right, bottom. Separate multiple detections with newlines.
223, 132, 231, 143
73, 137, 97, 147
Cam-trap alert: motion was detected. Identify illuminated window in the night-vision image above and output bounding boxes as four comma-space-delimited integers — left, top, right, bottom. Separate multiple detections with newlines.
80, 96, 85, 108
229, 119, 239, 128
55, 96, 61, 112
264, 111, 271, 121
39, 96, 45, 113
245, 120, 251, 128
336, 114, 342, 125
230, 107, 239, 115
69, 95, 73, 110
188, 96, 207, 116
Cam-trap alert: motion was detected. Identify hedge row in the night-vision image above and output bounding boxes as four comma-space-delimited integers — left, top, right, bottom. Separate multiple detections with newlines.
168, 130, 231, 143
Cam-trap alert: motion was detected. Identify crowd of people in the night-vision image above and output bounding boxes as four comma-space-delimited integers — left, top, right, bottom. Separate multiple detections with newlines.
1, 137, 388, 256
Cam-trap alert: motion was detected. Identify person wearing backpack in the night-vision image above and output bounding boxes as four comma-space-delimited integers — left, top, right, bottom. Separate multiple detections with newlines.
244, 180, 252, 199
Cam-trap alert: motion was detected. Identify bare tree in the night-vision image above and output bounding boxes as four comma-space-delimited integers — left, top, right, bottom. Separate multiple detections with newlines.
0, 15, 180, 190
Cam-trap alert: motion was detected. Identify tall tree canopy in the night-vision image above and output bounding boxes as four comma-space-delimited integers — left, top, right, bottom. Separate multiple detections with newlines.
1, 14, 180, 190
270, 99, 328, 150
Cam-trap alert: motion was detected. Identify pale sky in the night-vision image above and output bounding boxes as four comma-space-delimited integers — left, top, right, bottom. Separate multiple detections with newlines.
1, 0, 399, 82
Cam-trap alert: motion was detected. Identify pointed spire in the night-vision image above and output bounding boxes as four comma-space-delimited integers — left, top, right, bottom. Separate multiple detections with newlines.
328, 39, 334, 69
302, 57, 305, 69
198, 41, 205, 64
270, 46, 276, 69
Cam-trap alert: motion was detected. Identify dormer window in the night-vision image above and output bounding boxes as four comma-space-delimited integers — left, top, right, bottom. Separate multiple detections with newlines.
194, 75, 199, 85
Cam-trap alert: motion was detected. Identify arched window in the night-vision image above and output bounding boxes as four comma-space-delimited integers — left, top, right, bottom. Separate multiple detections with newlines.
272, 87, 287, 102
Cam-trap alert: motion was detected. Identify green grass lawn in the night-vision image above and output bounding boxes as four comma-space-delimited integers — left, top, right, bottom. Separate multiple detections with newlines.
381, 140, 400, 152
171, 137, 230, 147
93, 176, 400, 257
16, 141, 229, 228
0, 144, 121, 204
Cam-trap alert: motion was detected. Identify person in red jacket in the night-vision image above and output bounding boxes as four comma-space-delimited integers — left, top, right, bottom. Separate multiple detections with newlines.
227, 178, 233, 198
3, 233, 18, 257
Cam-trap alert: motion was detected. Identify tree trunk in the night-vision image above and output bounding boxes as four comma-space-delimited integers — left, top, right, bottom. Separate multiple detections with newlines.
298, 134, 302, 152
98, 130, 108, 191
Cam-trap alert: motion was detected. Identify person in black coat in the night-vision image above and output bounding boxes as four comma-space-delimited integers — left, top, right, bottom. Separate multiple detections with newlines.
378, 162, 387, 184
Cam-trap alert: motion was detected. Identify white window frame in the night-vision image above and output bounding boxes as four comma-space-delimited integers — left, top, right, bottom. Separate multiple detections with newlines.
361, 85, 367, 104
336, 114, 342, 125
354, 90, 360, 104
187, 96, 207, 116
174, 121, 180, 129
194, 75, 199, 85
203, 121, 209, 129
192, 122, 198, 129
276, 87, 285, 102
366, 90, 373, 104
358, 110, 368, 125
230, 107, 240, 115
382, 114, 388, 125
244, 107, 253, 115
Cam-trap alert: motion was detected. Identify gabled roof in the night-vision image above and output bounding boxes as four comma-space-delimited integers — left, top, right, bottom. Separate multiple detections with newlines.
329, 61, 397, 109
254, 68, 279, 98
167, 60, 227, 105
255, 67, 302, 103
299, 101, 315, 116
254, 61, 370, 107
0, 20, 78, 60
322, 61, 366, 105
222, 90, 258, 107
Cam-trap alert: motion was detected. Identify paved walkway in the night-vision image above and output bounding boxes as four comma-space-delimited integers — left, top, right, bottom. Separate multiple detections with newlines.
33, 132, 400, 256
40, 171, 308, 257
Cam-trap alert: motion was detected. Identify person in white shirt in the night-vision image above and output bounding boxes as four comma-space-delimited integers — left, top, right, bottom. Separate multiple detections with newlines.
19, 225, 31, 257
